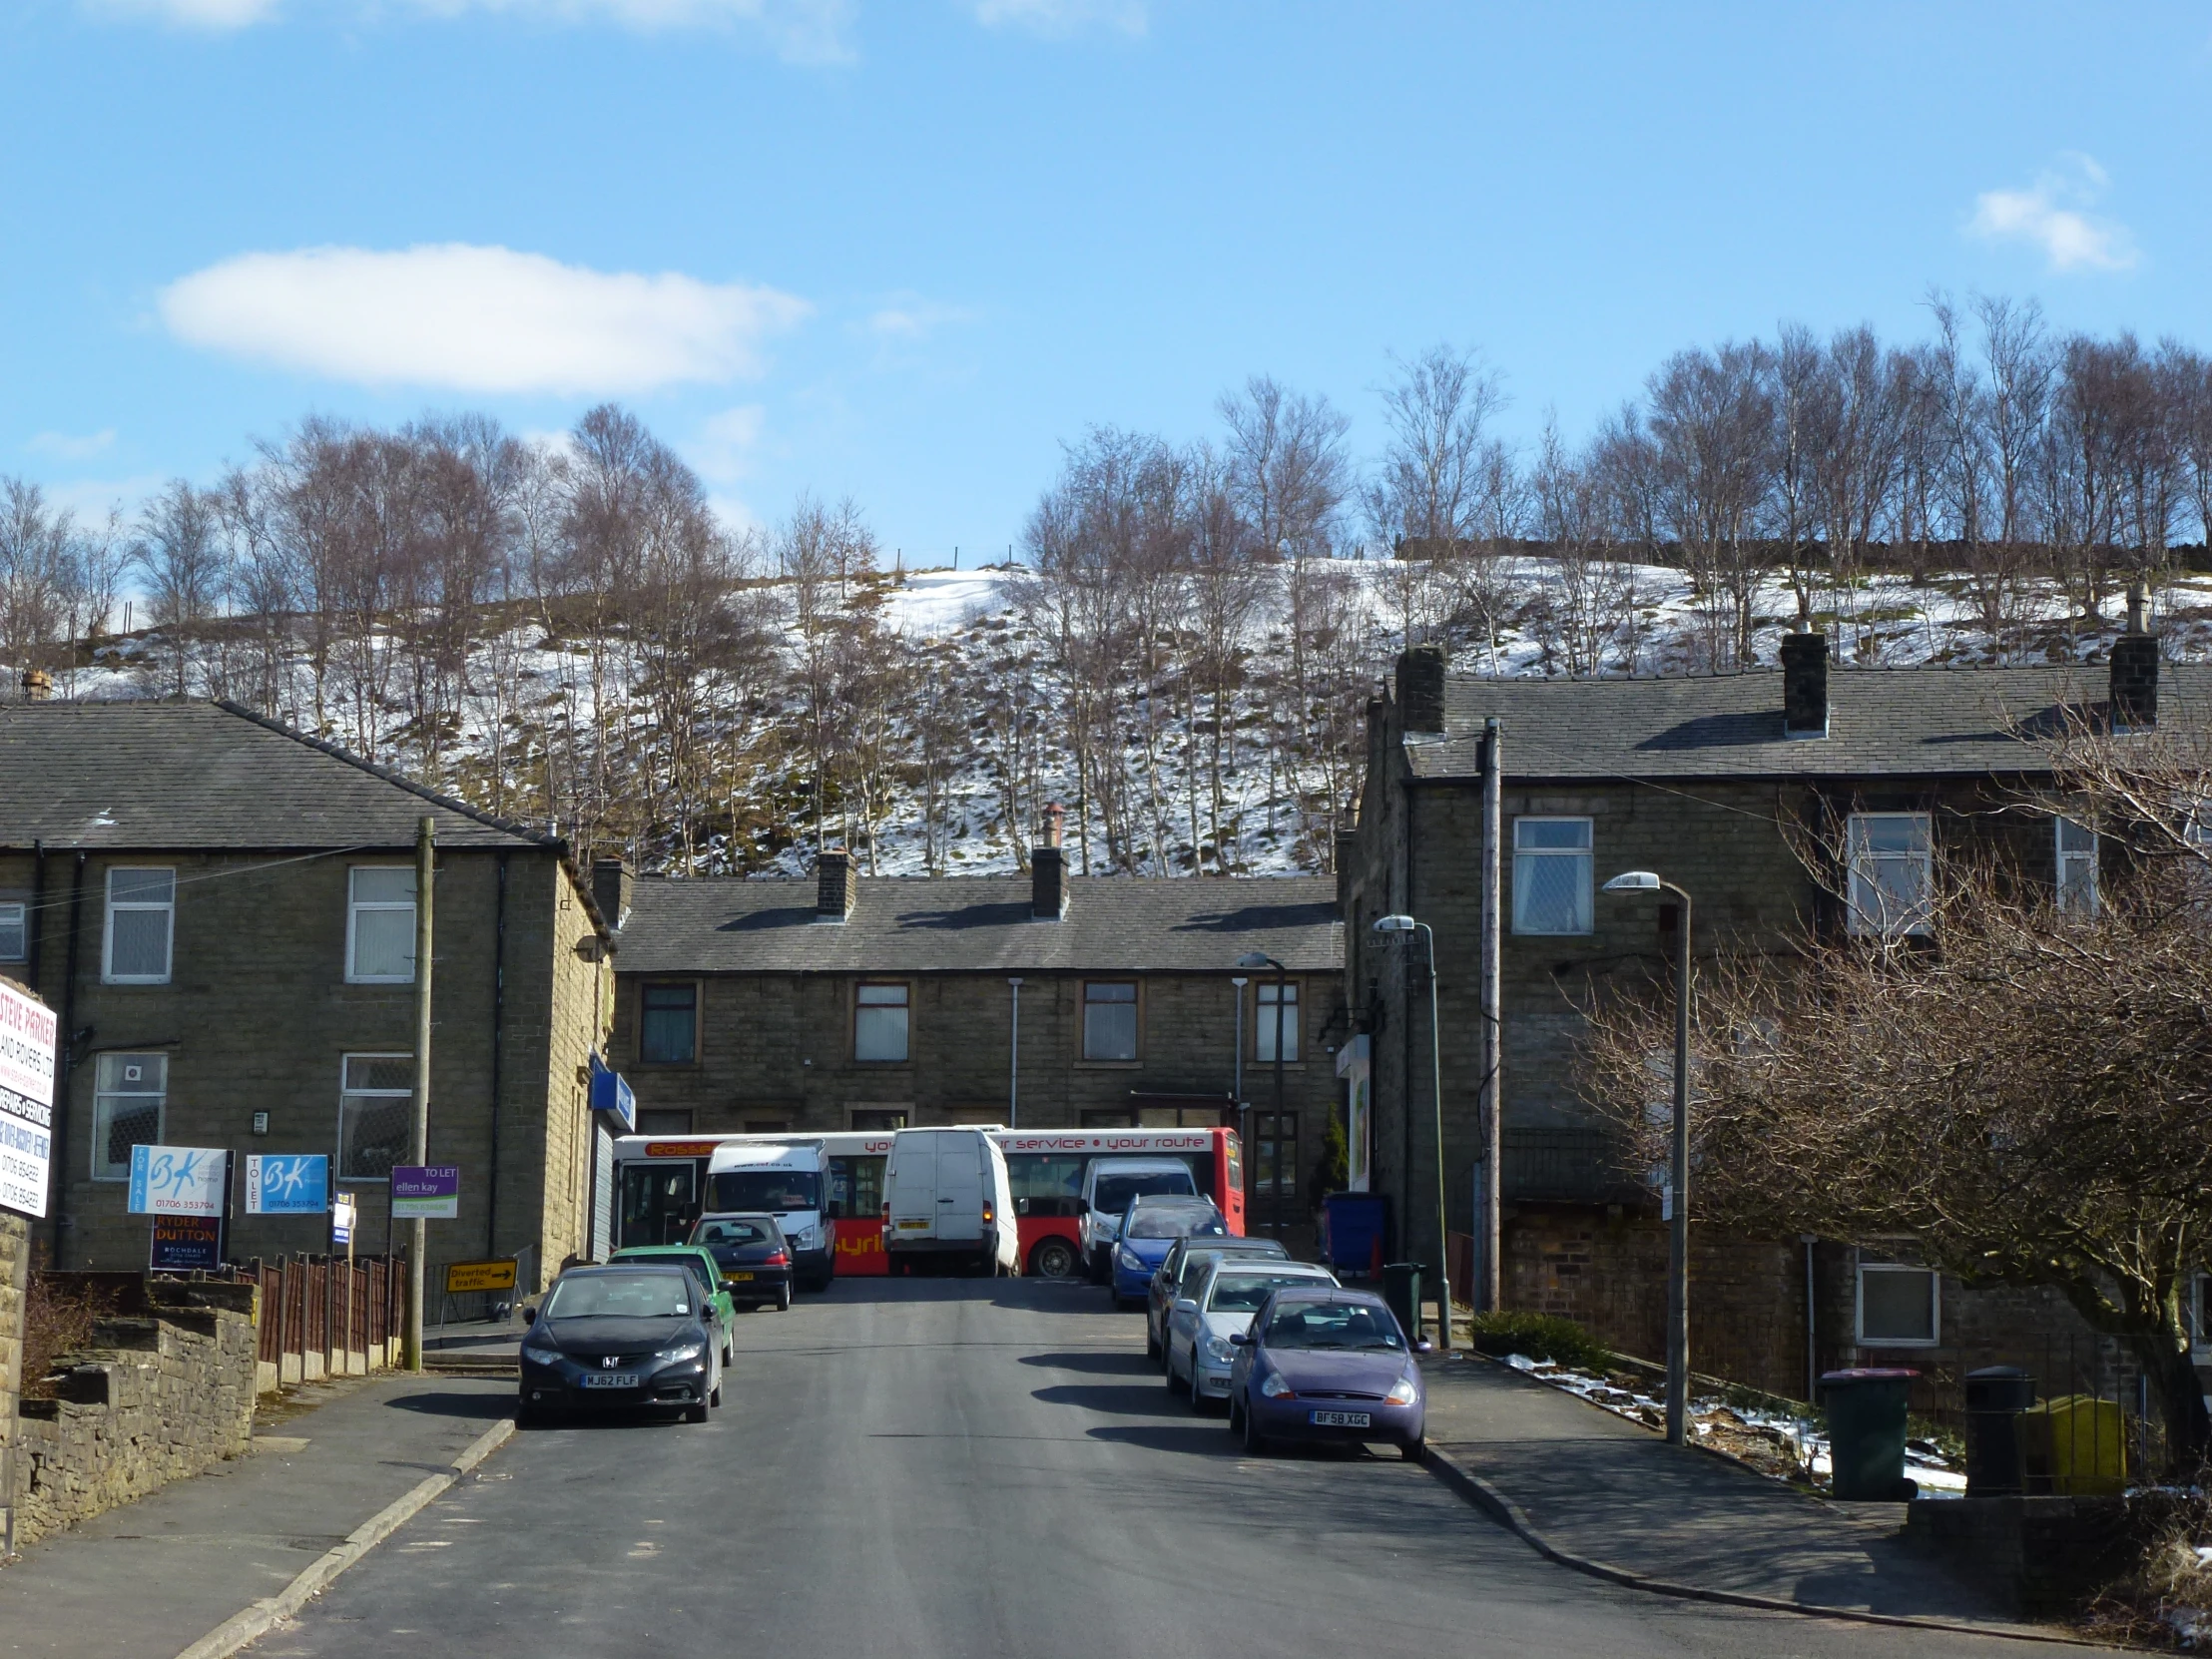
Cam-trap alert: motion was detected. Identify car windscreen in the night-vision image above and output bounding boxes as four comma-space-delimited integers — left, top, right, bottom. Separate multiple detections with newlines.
544, 1273, 692, 1320
1262, 1301, 1404, 1352
709, 1170, 822, 1213
1210, 1273, 1331, 1313
1126, 1206, 1223, 1240
692, 1219, 774, 1247
1092, 1171, 1195, 1215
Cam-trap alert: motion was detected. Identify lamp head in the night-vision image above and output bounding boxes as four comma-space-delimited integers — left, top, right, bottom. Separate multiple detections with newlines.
1602, 870, 1663, 893
1372, 914, 1417, 934
1233, 952, 1274, 969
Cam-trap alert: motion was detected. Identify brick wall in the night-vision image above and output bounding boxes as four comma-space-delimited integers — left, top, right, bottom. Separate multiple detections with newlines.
10, 1289, 257, 1549
0, 1212, 24, 1554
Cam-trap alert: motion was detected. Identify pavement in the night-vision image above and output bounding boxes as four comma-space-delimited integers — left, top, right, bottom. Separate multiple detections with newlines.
1417, 1351, 2061, 1637
234, 1278, 2068, 1658
0, 1371, 517, 1659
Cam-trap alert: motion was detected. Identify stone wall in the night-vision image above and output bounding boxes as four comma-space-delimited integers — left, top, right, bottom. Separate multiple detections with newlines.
9, 1283, 257, 1549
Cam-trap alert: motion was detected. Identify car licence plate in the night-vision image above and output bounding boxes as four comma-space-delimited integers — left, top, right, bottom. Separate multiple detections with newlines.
726, 1272, 755, 1282
1310, 1408, 1371, 1428
896, 1219, 931, 1230
581, 1373, 638, 1389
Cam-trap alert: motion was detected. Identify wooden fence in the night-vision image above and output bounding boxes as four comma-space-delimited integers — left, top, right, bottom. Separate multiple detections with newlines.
228, 1254, 409, 1392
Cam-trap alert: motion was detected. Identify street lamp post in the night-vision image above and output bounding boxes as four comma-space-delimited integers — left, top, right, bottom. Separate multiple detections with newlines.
1371, 915, 1450, 1354
1235, 953, 1288, 1236
1600, 869, 1693, 1446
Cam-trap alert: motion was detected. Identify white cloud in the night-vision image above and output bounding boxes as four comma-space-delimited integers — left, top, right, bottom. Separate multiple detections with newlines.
970, 0, 1144, 38
87, 0, 853, 60
159, 244, 812, 395
26, 428, 118, 462
692, 403, 767, 483
1966, 154, 2138, 273
859, 295, 973, 341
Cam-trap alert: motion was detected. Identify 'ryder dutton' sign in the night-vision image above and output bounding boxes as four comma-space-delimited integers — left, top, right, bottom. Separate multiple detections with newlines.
0, 978, 56, 1219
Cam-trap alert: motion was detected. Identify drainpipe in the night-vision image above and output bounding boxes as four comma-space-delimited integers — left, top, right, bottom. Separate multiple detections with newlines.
486, 851, 508, 1262
53, 852, 86, 1266
27, 839, 44, 988
1398, 776, 1416, 1242
1803, 1235, 1819, 1402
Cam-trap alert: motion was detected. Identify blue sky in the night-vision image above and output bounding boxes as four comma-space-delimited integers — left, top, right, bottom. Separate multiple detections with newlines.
4, 0, 2209, 558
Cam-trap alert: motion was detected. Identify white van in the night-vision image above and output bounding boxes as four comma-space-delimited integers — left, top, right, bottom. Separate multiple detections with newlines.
1078, 1156, 1201, 1284
883, 1127, 1020, 1277
705, 1140, 833, 1291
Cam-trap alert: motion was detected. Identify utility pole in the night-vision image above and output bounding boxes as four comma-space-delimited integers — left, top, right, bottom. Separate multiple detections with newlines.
1480, 718, 1502, 1312
1006, 977, 1022, 1128
404, 816, 434, 1374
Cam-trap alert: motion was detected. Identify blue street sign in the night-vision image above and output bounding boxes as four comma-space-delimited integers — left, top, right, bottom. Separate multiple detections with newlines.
589, 1055, 636, 1133
246, 1154, 329, 1216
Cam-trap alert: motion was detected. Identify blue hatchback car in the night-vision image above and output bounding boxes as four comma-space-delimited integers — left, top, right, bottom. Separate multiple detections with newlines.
1227, 1285, 1426, 1458
1110, 1195, 1226, 1308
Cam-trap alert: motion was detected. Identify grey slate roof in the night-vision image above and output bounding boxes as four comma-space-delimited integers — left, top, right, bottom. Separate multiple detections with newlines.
0, 700, 555, 850
614, 875, 1342, 975
1414, 663, 2212, 783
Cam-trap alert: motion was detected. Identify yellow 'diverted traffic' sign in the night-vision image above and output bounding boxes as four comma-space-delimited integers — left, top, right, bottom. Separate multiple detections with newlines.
443, 1259, 519, 1295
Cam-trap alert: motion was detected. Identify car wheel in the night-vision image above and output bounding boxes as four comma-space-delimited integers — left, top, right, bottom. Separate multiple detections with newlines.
1144, 1323, 1159, 1360
685, 1399, 709, 1424
515, 1397, 539, 1429
710, 1381, 724, 1408
723, 1343, 734, 1366
1399, 1436, 1424, 1462
1030, 1239, 1077, 1280
1227, 1393, 1243, 1434
777, 1284, 794, 1312
1242, 1396, 1270, 1456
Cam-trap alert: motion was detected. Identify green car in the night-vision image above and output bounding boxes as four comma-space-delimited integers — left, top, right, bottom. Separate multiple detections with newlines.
609, 1246, 736, 1365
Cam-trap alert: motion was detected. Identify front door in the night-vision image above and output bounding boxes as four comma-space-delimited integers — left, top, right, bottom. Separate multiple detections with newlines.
1251, 1110, 1300, 1234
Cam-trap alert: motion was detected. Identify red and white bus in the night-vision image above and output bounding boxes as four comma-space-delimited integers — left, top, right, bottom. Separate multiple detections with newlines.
613, 1126, 1243, 1280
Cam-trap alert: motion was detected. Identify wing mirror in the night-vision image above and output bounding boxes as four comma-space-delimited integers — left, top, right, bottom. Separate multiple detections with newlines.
1229, 1332, 1251, 1347
1174, 1298, 1198, 1312
521, 1306, 539, 1324
1415, 1340, 1434, 1354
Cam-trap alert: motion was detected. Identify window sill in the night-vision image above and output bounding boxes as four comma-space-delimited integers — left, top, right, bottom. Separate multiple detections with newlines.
1075, 1059, 1143, 1070
343, 976, 417, 987
1855, 1338, 1940, 1350
100, 978, 172, 987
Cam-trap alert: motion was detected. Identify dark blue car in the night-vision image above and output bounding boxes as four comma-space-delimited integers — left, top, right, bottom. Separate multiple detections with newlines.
1109, 1195, 1225, 1308
1227, 1286, 1426, 1458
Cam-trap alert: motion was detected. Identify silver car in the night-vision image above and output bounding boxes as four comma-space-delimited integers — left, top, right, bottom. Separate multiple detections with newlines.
1165, 1259, 1339, 1406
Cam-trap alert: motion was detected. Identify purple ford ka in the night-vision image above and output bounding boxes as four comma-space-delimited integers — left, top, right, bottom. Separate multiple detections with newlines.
1226, 1286, 1426, 1459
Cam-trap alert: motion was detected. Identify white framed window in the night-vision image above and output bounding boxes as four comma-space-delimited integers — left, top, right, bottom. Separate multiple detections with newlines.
92, 1052, 167, 1180
1083, 981, 1139, 1061
1255, 980, 1301, 1063
2056, 819, 2098, 916
338, 1053, 414, 1181
853, 982, 909, 1063
103, 866, 176, 983
0, 899, 24, 962
1856, 1261, 1939, 1347
1512, 817, 1593, 935
346, 866, 416, 982
1846, 814, 1933, 937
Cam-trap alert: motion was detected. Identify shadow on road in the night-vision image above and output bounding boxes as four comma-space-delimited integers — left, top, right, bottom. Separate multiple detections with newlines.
381, 1389, 519, 1419
1016, 1350, 1153, 1375
1085, 1422, 1237, 1455
1031, 1382, 1178, 1416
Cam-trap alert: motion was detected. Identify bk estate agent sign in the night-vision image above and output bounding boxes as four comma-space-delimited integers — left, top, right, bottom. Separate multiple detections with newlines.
129, 1145, 232, 1270
0, 978, 58, 1219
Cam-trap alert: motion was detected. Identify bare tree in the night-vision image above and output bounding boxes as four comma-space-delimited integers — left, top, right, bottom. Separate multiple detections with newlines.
1647, 341, 1773, 669
134, 479, 228, 698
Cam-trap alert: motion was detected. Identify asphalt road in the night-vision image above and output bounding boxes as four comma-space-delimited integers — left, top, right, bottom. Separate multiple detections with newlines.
255, 1277, 2069, 1659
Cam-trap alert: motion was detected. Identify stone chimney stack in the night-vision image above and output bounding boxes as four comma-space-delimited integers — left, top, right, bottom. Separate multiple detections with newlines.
816, 848, 855, 922
1031, 805, 1067, 920
1781, 632, 1829, 740
2111, 582, 2159, 732
591, 856, 633, 931
1395, 643, 1448, 734
20, 668, 51, 702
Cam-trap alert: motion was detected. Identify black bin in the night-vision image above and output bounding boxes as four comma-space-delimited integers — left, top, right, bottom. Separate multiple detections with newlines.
1382, 1262, 1425, 1345
1819, 1368, 1918, 1501
1963, 1366, 2036, 1496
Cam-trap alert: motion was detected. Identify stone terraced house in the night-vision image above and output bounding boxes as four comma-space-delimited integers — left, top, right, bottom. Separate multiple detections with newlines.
1342, 625, 2210, 1404
604, 834, 1346, 1238
0, 699, 615, 1294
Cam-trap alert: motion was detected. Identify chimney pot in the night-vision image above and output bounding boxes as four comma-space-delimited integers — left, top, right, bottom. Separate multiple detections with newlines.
1780, 633, 1828, 739
591, 856, 633, 930
1041, 802, 1064, 848
817, 848, 855, 921
20, 668, 52, 702
1395, 644, 1448, 734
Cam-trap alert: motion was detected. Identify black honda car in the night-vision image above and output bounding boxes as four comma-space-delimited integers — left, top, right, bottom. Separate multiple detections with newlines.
517, 1264, 723, 1426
